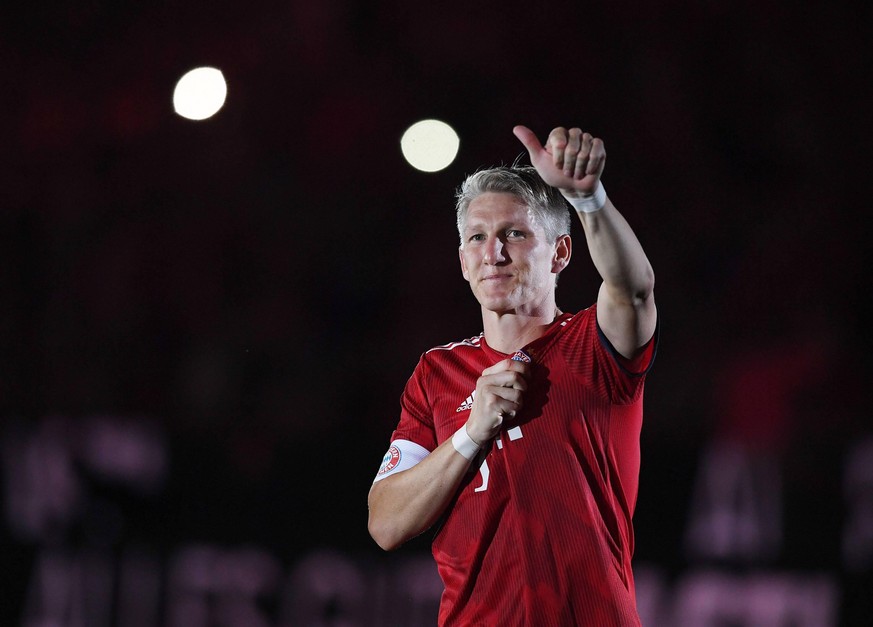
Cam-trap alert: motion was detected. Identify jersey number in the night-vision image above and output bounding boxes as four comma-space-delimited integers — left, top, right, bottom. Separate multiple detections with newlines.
473, 426, 523, 492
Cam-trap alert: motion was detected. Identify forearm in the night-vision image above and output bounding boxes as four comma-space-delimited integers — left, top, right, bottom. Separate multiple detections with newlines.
367, 438, 474, 550
514, 123, 653, 302
577, 199, 654, 305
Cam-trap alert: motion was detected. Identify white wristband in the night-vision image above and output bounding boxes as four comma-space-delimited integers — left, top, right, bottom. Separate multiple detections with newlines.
564, 181, 607, 214
451, 426, 481, 460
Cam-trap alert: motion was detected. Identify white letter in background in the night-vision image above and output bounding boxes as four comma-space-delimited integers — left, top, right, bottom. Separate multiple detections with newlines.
844, 437, 873, 570
684, 441, 782, 561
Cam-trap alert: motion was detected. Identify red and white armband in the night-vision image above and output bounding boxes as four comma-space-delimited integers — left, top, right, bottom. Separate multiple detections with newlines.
373, 439, 430, 483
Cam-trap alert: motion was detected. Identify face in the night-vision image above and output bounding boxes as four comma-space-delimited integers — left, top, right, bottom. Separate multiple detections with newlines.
459, 192, 570, 315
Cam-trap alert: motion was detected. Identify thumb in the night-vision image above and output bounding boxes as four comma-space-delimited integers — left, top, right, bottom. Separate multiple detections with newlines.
512, 125, 544, 158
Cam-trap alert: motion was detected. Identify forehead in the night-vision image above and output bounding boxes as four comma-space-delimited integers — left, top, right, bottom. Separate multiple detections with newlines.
464, 192, 538, 229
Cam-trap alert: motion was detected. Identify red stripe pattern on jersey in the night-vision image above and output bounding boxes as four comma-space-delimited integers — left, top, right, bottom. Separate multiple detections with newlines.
390, 306, 656, 626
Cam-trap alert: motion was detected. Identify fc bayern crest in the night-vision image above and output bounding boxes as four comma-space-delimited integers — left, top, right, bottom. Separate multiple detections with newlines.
377, 445, 402, 476
511, 349, 532, 363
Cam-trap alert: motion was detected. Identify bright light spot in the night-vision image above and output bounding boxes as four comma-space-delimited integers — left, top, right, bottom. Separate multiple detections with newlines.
400, 119, 460, 172
173, 67, 227, 121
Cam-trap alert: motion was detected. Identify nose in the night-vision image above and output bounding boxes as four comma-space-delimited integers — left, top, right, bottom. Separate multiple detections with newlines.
483, 235, 506, 265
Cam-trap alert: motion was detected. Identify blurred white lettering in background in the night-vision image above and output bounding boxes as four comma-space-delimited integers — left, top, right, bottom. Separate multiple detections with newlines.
3, 416, 870, 626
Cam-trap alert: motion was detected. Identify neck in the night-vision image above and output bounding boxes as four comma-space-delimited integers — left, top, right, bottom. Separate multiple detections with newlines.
481, 304, 562, 354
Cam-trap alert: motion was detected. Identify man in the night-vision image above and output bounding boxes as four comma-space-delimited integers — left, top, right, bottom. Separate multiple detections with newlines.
368, 125, 658, 625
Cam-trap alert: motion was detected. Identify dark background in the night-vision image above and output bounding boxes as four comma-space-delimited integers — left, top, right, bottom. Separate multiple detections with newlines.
2, 0, 871, 624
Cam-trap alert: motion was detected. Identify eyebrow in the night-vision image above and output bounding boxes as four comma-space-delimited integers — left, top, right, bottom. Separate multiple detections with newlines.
463, 219, 529, 232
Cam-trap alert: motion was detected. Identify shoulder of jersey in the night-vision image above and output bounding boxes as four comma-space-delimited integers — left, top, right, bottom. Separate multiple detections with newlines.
425, 334, 483, 354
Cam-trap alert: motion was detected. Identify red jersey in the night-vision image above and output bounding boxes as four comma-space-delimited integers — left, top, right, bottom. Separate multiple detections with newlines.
390, 306, 656, 626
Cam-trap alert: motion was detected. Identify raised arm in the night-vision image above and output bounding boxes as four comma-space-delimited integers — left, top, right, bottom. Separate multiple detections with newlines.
514, 125, 656, 358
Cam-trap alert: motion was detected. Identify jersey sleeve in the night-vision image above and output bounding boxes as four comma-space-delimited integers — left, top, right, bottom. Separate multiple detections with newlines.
561, 305, 658, 405
390, 355, 439, 452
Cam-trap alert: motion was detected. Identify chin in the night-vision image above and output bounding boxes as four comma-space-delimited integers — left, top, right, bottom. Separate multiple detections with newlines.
474, 288, 521, 312
478, 298, 517, 315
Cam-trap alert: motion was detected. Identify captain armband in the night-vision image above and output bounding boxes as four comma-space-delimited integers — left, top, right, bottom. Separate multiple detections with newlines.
373, 439, 431, 483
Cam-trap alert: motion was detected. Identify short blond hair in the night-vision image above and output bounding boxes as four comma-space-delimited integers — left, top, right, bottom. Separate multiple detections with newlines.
455, 166, 571, 246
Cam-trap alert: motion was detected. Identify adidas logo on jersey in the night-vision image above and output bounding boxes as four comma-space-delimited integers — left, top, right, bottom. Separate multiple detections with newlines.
456, 391, 475, 413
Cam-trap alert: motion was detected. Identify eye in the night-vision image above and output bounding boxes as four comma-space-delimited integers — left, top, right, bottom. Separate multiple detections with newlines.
507, 229, 526, 239
468, 233, 486, 242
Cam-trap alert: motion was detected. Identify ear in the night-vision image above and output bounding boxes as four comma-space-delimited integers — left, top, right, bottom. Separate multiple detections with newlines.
459, 246, 470, 282
552, 234, 571, 274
